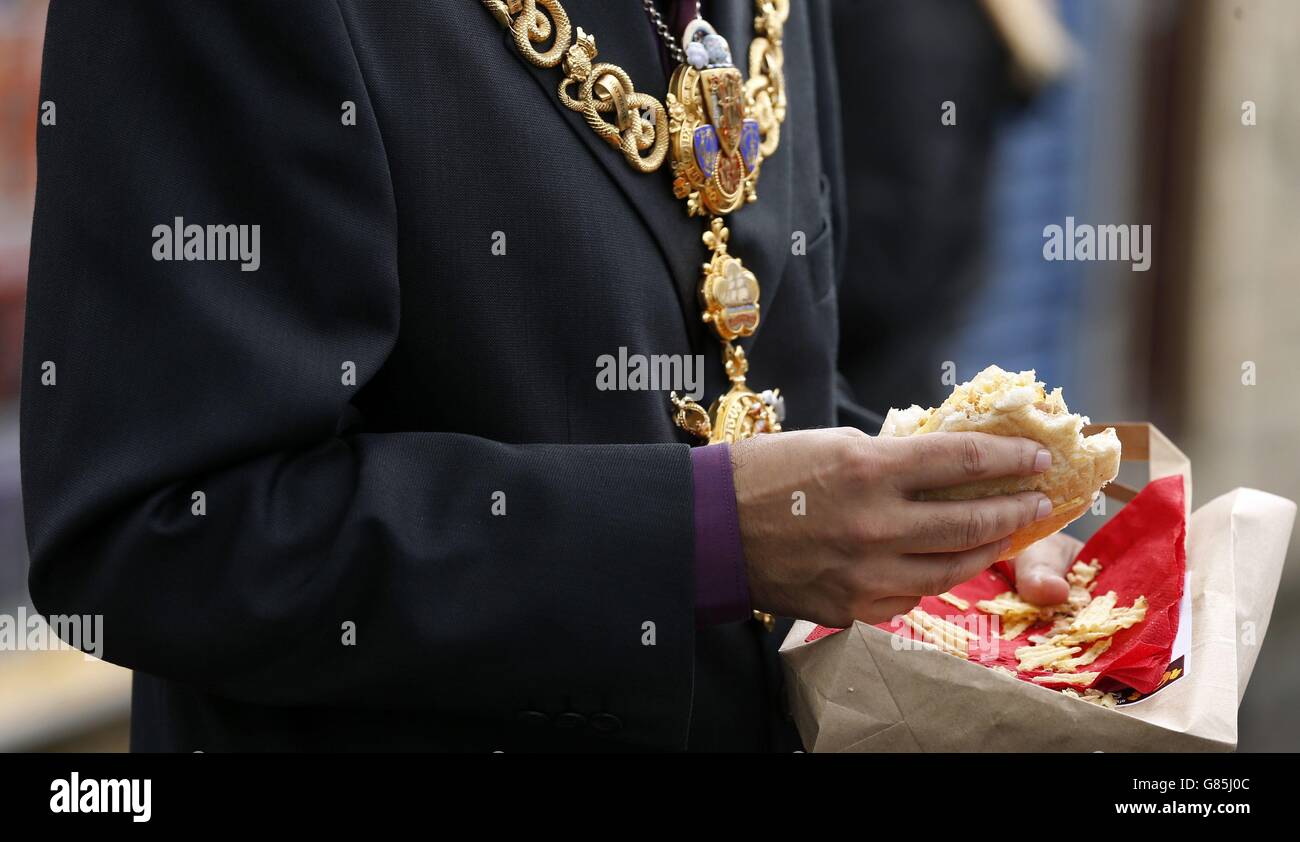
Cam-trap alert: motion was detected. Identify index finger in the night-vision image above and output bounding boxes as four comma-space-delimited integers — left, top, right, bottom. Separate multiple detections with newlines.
889, 432, 1051, 493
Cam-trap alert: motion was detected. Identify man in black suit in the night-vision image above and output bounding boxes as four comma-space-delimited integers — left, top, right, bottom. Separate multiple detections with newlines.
22, 0, 1065, 751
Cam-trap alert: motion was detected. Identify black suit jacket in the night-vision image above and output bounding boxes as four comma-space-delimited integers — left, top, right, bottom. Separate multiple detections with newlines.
22, 0, 872, 751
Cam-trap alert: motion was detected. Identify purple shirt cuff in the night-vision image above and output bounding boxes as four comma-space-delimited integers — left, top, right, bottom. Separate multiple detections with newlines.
690, 443, 751, 626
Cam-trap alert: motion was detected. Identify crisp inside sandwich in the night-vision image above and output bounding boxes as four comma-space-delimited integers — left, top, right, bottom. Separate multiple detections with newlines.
881, 366, 1121, 559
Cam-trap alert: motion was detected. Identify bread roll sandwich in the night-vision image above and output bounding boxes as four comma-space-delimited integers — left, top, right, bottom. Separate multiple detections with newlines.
881, 366, 1121, 559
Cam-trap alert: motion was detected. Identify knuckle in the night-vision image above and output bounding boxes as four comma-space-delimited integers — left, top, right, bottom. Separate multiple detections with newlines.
874, 511, 902, 544
872, 513, 903, 545
839, 439, 876, 485
1020, 441, 1039, 474
986, 500, 1014, 536
963, 508, 988, 548
843, 522, 871, 553
1021, 494, 1041, 526
841, 517, 881, 554
960, 436, 986, 478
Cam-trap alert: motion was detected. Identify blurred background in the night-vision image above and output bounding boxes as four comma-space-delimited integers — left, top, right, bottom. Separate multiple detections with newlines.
0, 0, 1296, 751
0, 0, 131, 751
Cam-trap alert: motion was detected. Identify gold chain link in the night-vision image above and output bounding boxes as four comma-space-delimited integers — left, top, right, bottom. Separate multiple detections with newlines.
480, 0, 787, 174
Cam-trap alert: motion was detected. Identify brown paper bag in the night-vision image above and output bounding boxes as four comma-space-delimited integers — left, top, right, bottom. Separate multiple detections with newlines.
779, 423, 1296, 752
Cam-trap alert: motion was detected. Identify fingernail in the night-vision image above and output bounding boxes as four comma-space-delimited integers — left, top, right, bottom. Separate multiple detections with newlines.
1033, 449, 1052, 472
997, 537, 1012, 555
1035, 497, 1053, 521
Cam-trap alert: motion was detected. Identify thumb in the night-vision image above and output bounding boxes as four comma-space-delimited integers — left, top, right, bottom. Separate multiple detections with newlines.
1013, 533, 1083, 606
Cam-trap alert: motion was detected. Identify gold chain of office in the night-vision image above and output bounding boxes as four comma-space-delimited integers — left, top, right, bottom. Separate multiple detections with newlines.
481, 0, 792, 630
479, 0, 787, 176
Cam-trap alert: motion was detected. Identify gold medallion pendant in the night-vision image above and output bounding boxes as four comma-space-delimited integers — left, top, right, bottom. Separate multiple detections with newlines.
670, 218, 784, 444
664, 12, 788, 452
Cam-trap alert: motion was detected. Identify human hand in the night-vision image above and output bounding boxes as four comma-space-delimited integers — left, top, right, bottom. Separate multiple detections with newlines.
731, 427, 1055, 627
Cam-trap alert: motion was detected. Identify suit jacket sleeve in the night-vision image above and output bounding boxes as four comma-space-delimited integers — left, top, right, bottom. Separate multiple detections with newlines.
21, 0, 695, 748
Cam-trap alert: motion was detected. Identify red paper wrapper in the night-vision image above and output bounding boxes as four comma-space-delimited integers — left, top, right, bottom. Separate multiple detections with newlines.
805, 474, 1187, 694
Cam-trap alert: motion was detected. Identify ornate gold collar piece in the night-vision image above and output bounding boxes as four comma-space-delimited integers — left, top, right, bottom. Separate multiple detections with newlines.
482, 0, 789, 450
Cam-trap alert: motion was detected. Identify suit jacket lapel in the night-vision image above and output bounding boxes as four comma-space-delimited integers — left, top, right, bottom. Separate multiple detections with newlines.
492, 3, 705, 337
